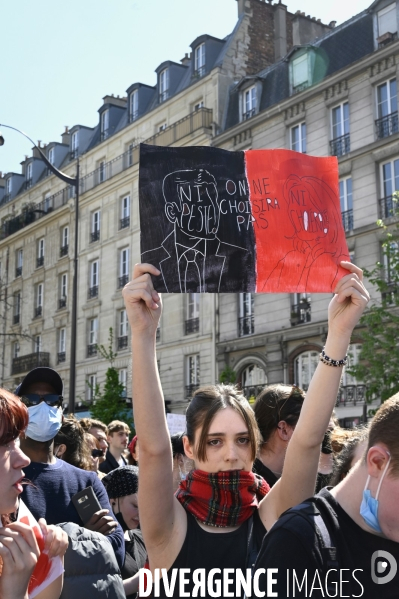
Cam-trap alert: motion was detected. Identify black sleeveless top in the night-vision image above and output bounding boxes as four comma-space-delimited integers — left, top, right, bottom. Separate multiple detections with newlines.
155, 510, 266, 598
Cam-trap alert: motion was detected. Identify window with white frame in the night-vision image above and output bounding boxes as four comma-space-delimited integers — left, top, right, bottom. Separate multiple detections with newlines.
91, 210, 101, 240
194, 43, 205, 76
36, 283, 43, 308
71, 131, 79, 157
62, 226, 69, 249
14, 292, 21, 319
26, 163, 33, 185
121, 195, 130, 221
59, 328, 66, 353
159, 68, 169, 102
241, 364, 267, 398
60, 273, 68, 300
34, 335, 42, 353
90, 261, 99, 289
99, 161, 106, 183
381, 158, 399, 198
87, 374, 97, 401
158, 123, 167, 132
294, 350, 319, 391
6, 178, 12, 194
37, 238, 45, 263
377, 79, 398, 119
187, 293, 199, 320
119, 309, 128, 337
290, 123, 307, 153
186, 354, 200, 392
44, 192, 52, 212
130, 90, 138, 122
291, 53, 309, 91
13, 341, 20, 359
48, 147, 55, 165
238, 293, 254, 336
332, 102, 349, 141
378, 3, 397, 37
339, 177, 353, 231
17, 249, 23, 268
119, 248, 129, 287
89, 318, 98, 346
342, 343, 363, 386
101, 109, 109, 139
242, 87, 256, 120
119, 369, 127, 397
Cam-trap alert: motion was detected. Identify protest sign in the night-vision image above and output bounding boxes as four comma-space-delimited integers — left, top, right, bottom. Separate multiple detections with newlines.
166, 413, 186, 436
139, 144, 349, 293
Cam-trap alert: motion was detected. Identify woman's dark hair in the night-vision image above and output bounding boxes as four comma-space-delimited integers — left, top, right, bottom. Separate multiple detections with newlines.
171, 432, 185, 457
254, 384, 305, 444
54, 415, 91, 471
329, 426, 369, 486
0, 389, 29, 524
185, 384, 261, 462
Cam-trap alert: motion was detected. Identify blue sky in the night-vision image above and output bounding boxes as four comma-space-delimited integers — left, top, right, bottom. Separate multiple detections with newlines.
1, 0, 372, 175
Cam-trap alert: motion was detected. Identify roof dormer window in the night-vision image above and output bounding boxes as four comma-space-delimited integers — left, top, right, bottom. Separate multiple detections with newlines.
26, 163, 33, 188
291, 53, 309, 93
48, 147, 55, 165
6, 178, 11, 194
101, 109, 109, 140
194, 43, 206, 78
378, 3, 397, 38
71, 131, 79, 159
159, 68, 169, 103
241, 86, 257, 121
130, 90, 138, 122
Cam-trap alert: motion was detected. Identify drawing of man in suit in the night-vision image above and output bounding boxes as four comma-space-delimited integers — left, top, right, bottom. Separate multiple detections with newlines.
141, 169, 255, 293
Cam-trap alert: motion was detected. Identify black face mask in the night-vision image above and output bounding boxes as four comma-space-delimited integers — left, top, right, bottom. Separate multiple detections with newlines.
321, 430, 333, 454
114, 509, 129, 532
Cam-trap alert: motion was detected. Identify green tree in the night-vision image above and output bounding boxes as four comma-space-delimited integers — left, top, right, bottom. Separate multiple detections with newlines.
348, 194, 399, 410
219, 365, 237, 384
88, 328, 134, 428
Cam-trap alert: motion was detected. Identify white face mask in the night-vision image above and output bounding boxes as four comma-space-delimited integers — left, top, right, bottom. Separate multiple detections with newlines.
26, 403, 62, 442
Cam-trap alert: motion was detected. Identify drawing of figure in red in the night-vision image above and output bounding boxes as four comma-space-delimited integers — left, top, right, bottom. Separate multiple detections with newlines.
262, 175, 348, 293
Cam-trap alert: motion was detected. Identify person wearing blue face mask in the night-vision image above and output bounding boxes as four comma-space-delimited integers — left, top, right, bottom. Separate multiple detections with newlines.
254, 392, 399, 598
16, 367, 125, 570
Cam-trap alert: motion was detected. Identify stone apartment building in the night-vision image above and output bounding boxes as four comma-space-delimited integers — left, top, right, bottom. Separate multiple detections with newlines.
0, 0, 398, 424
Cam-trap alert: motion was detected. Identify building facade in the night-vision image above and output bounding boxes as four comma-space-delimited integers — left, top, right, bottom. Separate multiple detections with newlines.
0, 0, 397, 423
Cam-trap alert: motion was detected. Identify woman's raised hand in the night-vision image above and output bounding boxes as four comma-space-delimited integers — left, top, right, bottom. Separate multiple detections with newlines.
328, 262, 370, 337
0, 521, 39, 599
122, 263, 162, 336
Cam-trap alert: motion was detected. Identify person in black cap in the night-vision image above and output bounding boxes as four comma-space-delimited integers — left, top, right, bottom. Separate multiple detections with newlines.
16, 367, 125, 569
103, 466, 147, 598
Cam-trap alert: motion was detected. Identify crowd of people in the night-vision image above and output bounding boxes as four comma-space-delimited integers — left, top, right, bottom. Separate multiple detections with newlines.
1, 261, 399, 598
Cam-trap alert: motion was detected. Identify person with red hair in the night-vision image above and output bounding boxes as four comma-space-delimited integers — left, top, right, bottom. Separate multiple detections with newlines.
0, 388, 68, 599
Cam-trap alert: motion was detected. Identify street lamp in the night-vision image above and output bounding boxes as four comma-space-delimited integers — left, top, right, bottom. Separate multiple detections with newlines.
0, 123, 79, 414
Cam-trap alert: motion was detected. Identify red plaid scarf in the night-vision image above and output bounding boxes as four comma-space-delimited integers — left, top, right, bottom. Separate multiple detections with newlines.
175, 469, 270, 527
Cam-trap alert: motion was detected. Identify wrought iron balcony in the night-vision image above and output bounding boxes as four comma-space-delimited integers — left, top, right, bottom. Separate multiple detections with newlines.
57, 352, 66, 363
100, 129, 110, 141
90, 230, 100, 243
58, 297, 67, 310
376, 112, 399, 139
88, 286, 98, 299
186, 384, 200, 398
330, 133, 350, 157
341, 209, 353, 232
118, 275, 129, 289
70, 148, 79, 160
12, 351, 50, 375
13, 314, 20, 325
128, 112, 138, 123
336, 384, 366, 407
241, 384, 264, 403
87, 344, 97, 357
25, 179, 33, 190
60, 244, 69, 257
185, 317, 199, 335
34, 306, 43, 318
379, 196, 396, 219
293, 81, 309, 94
238, 315, 254, 337
159, 90, 169, 103
15, 266, 22, 278
242, 108, 256, 121
117, 336, 128, 350
36, 256, 44, 268
193, 66, 205, 79
290, 301, 311, 326
120, 216, 130, 229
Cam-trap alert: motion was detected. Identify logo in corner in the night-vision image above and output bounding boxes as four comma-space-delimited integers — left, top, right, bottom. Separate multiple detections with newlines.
371, 550, 397, 585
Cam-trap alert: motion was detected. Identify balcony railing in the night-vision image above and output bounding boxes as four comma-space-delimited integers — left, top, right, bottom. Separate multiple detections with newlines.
58, 297, 67, 310
57, 352, 66, 363
0, 108, 213, 241
336, 384, 366, 407
118, 275, 129, 289
15, 266, 22, 278
290, 301, 311, 326
13, 314, 20, 325
379, 195, 396, 219
70, 148, 79, 160
34, 306, 43, 318
87, 344, 97, 357
60, 244, 69, 257
12, 351, 50, 375
88, 286, 98, 299
25, 179, 33, 190
159, 90, 169, 103
36, 256, 44, 268
238, 315, 254, 337
241, 384, 264, 403
90, 230, 100, 243
330, 133, 350, 157
193, 66, 205, 79
242, 108, 256, 121
128, 112, 139, 123
382, 282, 399, 304
341, 209, 353, 232
120, 216, 130, 229
293, 81, 309, 94
117, 336, 128, 350
185, 317, 199, 335
186, 384, 200, 398
376, 112, 399, 139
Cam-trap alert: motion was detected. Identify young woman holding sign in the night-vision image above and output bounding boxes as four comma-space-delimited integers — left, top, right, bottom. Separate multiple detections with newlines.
123, 261, 369, 597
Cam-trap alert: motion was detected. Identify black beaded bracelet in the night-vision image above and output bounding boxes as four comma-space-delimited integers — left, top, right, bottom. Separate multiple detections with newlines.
320, 348, 348, 367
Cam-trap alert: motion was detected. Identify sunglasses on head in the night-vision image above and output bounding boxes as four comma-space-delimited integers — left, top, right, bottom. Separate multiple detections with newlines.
21, 394, 63, 408
91, 449, 103, 458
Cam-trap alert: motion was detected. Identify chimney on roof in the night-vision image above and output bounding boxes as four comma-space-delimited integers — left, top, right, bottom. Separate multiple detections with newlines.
274, 2, 288, 61
236, 0, 246, 17
329, 21, 336, 28
293, 10, 333, 45
181, 52, 190, 66
61, 127, 71, 146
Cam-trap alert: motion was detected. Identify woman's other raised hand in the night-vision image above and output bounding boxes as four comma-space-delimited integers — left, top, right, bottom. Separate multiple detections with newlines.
122, 263, 162, 337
